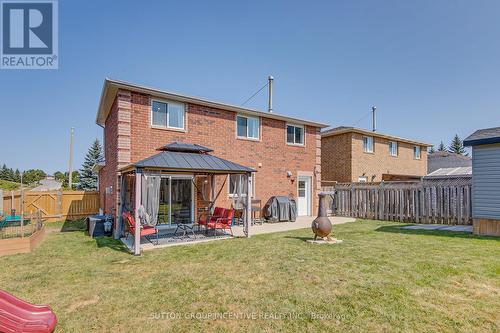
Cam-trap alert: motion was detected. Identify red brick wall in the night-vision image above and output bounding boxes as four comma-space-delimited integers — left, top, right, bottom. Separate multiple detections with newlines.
99, 90, 322, 218
99, 98, 118, 215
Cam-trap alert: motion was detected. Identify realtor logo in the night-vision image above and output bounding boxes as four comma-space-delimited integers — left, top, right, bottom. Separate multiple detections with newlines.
1, 0, 58, 69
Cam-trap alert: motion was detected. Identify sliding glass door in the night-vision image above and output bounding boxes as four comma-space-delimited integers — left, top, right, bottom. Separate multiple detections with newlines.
157, 176, 194, 226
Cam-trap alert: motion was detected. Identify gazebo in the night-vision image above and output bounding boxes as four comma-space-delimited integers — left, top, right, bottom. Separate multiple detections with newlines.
118, 142, 256, 255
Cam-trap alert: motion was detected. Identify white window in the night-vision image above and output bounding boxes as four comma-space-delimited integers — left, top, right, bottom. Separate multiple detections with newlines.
363, 136, 374, 153
151, 100, 185, 129
237, 115, 259, 139
286, 124, 305, 145
414, 146, 421, 159
389, 141, 398, 156
358, 176, 368, 183
228, 173, 255, 197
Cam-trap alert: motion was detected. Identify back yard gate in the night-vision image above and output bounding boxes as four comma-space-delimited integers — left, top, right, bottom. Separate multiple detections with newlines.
323, 178, 472, 225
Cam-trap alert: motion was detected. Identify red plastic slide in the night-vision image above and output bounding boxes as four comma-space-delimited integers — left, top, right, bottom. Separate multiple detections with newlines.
0, 290, 57, 333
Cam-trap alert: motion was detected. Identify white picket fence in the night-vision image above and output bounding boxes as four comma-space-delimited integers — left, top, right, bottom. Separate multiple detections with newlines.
323, 179, 472, 225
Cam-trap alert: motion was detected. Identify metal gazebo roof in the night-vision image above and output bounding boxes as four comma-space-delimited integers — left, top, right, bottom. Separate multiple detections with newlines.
133, 150, 255, 173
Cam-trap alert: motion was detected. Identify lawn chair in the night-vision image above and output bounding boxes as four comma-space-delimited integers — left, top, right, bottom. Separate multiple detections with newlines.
122, 211, 159, 245
251, 199, 264, 225
0, 289, 57, 333
207, 209, 235, 236
197, 207, 225, 233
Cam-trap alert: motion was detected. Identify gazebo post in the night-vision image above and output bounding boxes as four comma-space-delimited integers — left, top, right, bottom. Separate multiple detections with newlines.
245, 172, 252, 238
134, 168, 142, 255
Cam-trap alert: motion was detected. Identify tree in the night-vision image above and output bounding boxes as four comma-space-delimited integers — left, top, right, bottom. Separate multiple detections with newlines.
0, 164, 8, 180
79, 139, 103, 191
13, 169, 21, 183
428, 146, 435, 154
22, 169, 46, 185
55, 170, 81, 189
448, 134, 468, 156
438, 141, 446, 151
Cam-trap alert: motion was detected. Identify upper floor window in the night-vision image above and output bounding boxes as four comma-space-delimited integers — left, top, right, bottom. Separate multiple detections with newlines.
363, 136, 374, 153
151, 100, 185, 129
287, 124, 304, 145
237, 115, 259, 139
414, 146, 421, 159
389, 141, 398, 156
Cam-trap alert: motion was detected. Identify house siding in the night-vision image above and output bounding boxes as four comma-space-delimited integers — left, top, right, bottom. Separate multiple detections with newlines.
99, 90, 321, 218
471, 144, 500, 219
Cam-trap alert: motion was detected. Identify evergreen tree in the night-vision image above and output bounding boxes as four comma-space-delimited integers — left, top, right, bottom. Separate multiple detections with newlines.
448, 134, 468, 155
0, 164, 8, 180
79, 139, 103, 191
14, 169, 21, 183
438, 141, 446, 151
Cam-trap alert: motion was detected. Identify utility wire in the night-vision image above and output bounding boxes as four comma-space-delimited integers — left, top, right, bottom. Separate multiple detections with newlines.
241, 82, 269, 106
351, 110, 373, 127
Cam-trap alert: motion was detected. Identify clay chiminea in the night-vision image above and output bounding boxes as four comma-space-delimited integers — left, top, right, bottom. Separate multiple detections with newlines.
311, 193, 332, 240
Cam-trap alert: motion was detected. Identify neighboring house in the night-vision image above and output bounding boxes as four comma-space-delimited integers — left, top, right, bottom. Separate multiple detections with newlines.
464, 126, 500, 236
95, 78, 327, 229
427, 151, 471, 173
424, 166, 472, 180
31, 176, 62, 192
321, 126, 431, 183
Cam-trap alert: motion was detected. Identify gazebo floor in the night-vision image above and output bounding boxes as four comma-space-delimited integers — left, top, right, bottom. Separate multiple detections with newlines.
121, 228, 233, 252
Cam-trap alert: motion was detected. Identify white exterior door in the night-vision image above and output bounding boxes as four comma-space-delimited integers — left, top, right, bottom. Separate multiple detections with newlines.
297, 176, 311, 216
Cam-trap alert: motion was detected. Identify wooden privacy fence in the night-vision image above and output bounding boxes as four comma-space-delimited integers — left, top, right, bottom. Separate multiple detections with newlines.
2, 190, 99, 222
323, 179, 472, 225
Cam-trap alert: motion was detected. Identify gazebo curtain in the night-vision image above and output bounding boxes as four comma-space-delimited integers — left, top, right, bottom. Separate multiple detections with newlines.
141, 172, 161, 226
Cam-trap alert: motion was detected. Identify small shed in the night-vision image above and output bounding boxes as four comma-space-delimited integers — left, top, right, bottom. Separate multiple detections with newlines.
464, 127, 500, 236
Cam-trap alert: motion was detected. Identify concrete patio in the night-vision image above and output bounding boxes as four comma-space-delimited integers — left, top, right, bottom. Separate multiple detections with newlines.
400, 224, 473, 233
121, 216, 356, 252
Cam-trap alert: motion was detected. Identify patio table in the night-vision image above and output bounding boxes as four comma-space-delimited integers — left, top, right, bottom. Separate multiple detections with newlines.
173, 223, 196, 238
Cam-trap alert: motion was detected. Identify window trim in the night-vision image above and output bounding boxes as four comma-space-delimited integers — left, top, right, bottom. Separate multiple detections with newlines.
363, 136, 374, 153
389, 141, 398, 157
150, 98, 186, 131
286, 123, 305, 146
236, 114, 260, 141
414, 145, 421, 160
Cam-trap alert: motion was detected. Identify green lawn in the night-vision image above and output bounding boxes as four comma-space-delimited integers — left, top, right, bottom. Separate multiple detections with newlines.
0, 220, 498, 332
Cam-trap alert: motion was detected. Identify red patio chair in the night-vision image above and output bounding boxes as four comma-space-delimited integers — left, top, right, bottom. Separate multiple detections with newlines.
207, 209, 235, 236
0, 289, 57, 333
122, 211, 159, 245
198, 207, 225, 232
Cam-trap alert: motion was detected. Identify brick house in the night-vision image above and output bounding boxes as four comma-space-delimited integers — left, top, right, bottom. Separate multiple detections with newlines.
321, 126, 431, 184
95, 79, 327, 239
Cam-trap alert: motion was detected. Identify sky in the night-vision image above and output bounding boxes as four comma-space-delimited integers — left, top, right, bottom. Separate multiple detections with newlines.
1, 0, 499, 174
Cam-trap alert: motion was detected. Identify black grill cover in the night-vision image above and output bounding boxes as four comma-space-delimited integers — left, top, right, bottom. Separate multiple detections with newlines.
263, 196, 297, 222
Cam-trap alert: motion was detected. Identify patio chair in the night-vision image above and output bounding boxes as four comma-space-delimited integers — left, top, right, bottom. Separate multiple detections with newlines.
207, 209, 235, 237
122, 211, 159, 245
197, 207, 225, 233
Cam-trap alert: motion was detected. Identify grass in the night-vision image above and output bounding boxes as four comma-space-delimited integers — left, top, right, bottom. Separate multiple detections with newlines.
0, 220, 498, 332
0, 179, 21, 191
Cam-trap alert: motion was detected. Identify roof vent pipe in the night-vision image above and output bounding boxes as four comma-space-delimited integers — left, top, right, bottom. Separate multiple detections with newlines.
372, 106, 377, 132
268, 75, 273, 113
